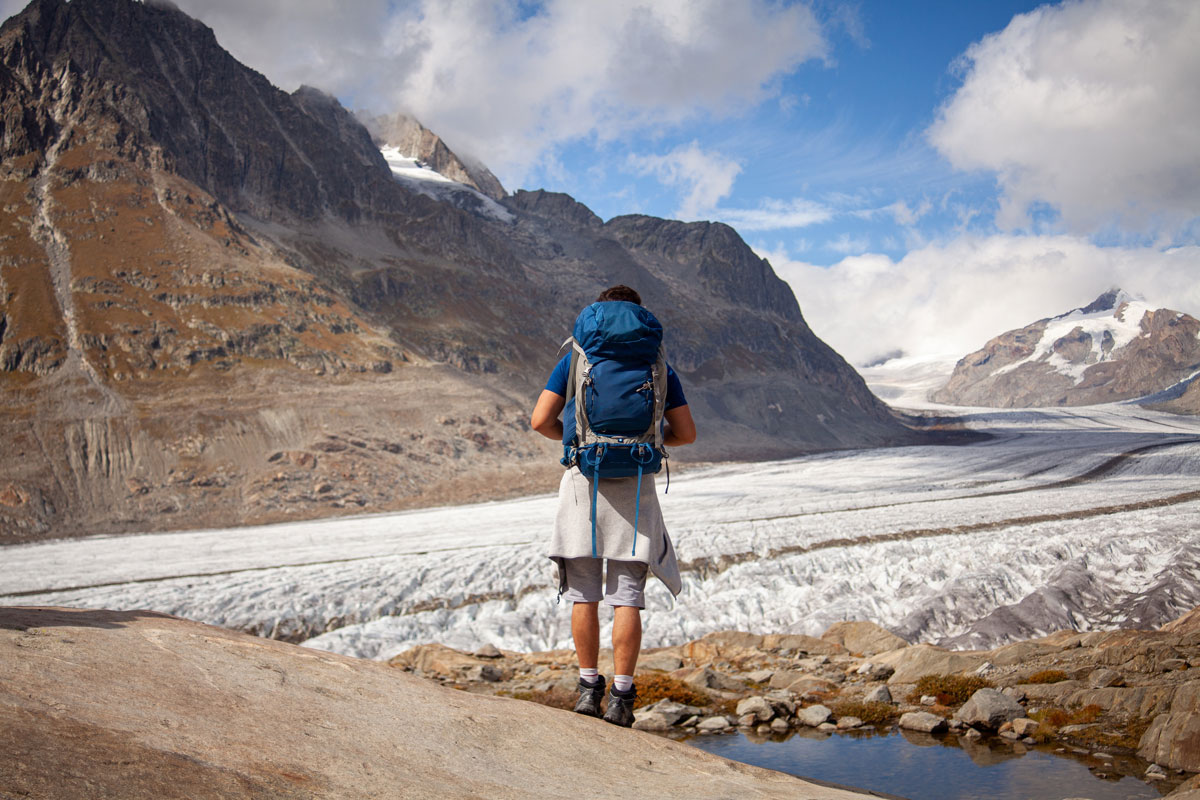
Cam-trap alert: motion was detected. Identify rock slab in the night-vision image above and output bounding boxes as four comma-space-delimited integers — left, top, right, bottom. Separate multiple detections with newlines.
954, 688, 1026, 730
0, 607, 878, 800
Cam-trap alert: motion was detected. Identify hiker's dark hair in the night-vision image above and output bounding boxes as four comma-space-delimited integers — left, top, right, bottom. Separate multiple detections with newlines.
597, 285, 642, 305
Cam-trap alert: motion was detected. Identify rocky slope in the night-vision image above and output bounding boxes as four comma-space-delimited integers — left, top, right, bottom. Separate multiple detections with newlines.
0, 606, 879, 800
932, 289, 1200, 408
411, 612, 1200, 794
0, 0, 917, 541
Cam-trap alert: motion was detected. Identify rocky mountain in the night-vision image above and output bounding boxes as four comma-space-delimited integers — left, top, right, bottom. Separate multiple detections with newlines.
0, 0, 916, 542
362, 111, 506, 201
932, 289, 1200, 408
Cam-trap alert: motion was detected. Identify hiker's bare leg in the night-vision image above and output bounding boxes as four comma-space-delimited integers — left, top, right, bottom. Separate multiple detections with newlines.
572, 601, 600, 670
612, 605, 642, 676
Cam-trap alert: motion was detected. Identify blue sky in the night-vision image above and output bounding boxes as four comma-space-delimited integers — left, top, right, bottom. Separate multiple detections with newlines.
5, 0, 1196, 365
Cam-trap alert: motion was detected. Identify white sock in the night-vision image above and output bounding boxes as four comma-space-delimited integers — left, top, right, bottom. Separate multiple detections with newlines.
580, 668, 599, 685
613, 674, 634, 693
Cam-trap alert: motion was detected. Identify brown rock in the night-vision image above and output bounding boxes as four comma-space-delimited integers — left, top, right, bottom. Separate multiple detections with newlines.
1139, 712, 1200, 772
820, 621, 908, 656
1163, 605, 1200, 634
0, 607, 874, 800
875, 644, 988, 685
763, 633, 846, 656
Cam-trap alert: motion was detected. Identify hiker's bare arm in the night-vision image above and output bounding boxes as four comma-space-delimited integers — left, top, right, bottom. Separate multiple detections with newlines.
530, 390, 566, 440
663, 405, 696, 446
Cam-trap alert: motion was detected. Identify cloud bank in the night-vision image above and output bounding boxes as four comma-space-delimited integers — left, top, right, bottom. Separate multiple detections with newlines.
929, 0, 1200, 238
767, 236, 1200, 366
170, 0, 828, 187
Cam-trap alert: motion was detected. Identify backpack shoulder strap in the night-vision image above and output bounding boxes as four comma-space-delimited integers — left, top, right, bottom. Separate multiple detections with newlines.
649, 345, 668, 448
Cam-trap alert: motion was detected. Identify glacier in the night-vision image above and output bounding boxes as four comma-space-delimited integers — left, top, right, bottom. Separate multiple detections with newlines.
2, 402, 1198, 661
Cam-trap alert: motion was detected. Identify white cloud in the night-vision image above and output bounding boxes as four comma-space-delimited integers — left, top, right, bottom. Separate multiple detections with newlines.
764, 235, 1200, 366
172, 0, 828, 188
825, 233, 870, 255
929, 0, 1200, 237
716, 198, 833, 231
628, 142, 742, 220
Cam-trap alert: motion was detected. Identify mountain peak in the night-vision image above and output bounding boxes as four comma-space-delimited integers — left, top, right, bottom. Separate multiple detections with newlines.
1077, 287, 1134, 316
360, 111, 505, 201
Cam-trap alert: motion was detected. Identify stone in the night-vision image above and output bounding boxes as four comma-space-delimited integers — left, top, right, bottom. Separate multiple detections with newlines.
1001, 687, 1027, 702
638, 650, 684, 672
973, 661, 998, 677
1, 607, 874, 800
474, 643, 502, 659
817, 723, 837, 732
876, 644, 988, 684
1012, 718, 1039, 736
1138, 713, 1200, 771
632, 712, 674, 732
674, 666, 746, 693
962, 728, 982, 741
638, 699, 702, 727
746, 669, 775, 684
864, 685, 893, 704
855, 662, 895, 681
796, 705, 833, 727
1060, 724, 1099, 734
999, 730, 1021, 741
736, 696, 775, 723
953, 688, 1025, 730
899, 712, 947, 733
762, 633, 845, 656
1087, 668, 1124, 688
1161, 659, 1188, 672
697, 716, 731, 732
770, 718, 789, 732
1144, 763, 1167, 780
756, 724, 771, 735
738, 713, 758, 728
681, 716, 699, 727
821, 621, 909, 656
837, 716, 863, 730
921, 695, 938, 706
786, 677, 840, 696
1022, 737, 1036, 745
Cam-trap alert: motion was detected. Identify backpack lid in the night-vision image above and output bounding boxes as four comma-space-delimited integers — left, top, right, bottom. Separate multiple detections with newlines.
572, 301, 662, 362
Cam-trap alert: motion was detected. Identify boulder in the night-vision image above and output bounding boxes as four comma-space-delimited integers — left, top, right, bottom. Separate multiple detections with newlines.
636, 699, 702, 727
821, 622, 908, 656
638, 649, 684, 672
770, 718, 789, 732
1162, 604, 1200, 634
763, 633, 846, 656
837, 716, 863, 730
899, 712, 947, 733
1138, 713, 1200, 771
736, 696, 775, 723
697, 716, 731, 732
673, 666, 746, 693
796, 705, 833, 727
1087, 668, 1125, 688
953, 689, 1025, 730
683, 631, 764, 664
854, 662, 895, 681
875, 644, 988, 684
1012, 718, 1039, 736
864, 685, 893, 704
474, 643, 502, 658
746, 669, 775, 684
0, 608, 875, 800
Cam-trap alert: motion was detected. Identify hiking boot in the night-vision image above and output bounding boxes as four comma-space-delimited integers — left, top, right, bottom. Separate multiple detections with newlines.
602, 684, 637, 728
573, 675, 606, 717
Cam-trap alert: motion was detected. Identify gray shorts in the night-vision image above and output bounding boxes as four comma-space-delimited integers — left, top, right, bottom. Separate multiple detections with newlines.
562, 557, 649, 608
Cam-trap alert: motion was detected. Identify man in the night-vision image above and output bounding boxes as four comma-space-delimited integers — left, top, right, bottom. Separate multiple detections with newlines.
529, 285, 696, 727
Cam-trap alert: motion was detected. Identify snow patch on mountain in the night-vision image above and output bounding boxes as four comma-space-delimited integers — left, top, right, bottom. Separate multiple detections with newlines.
381, 146, 513, 223
993, 292, 1153, 384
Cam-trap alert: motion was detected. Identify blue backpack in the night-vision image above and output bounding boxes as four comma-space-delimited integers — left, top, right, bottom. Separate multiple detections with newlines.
561, 301, 668, 555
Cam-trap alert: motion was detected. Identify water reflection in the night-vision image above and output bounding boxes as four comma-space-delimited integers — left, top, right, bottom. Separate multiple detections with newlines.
686, 726, 1170, 800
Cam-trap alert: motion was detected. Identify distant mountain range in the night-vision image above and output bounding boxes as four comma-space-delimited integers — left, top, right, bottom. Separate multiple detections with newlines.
0, 0, 918, 541
932, 289, 1200, 411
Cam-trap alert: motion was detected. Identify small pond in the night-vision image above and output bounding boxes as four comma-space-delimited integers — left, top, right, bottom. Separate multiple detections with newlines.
686, 726, 1174, 800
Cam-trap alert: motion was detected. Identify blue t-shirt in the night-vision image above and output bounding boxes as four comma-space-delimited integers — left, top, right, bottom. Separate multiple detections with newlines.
545, 353, 687, 410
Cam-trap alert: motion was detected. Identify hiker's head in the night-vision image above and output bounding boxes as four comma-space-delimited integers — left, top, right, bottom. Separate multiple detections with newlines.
597, 285, 642, 305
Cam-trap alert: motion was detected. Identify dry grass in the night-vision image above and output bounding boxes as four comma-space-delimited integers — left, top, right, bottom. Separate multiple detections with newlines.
832, 700, 899, 725
632, 673, 712, 709
908, 674, 993, 706
1029, 703, 1110, 744
1025, 669, 1069, 684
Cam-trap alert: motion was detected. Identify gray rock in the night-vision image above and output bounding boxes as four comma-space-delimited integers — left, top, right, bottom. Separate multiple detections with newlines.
738, 713, 758, 728
999, 730, 1021, 741
638, 699, 702, 727
899, 712, 947, 733
817, 722, 837, 732
953, 688, 1025, 730
770, 718, 789, 732
974, 661, 998, 677
1145, 763, 1168, 780
463, 664, 503, 682
736, 696, 775, 723
631, 712, 673, 732
1087, 668, 1124, 688
697, 716, 731, 732
962, 728, 982, 741
920, 695, 938, 706
796, 705, 833, 727
864, 685, 893, 704
1138, 713, 1200, 771
1060, 723, 1099, 734
836, 716, 863, 730
746, 669, 775, 684
473, 643, 502, 658
638, 652, 684, 672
